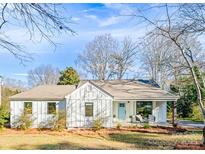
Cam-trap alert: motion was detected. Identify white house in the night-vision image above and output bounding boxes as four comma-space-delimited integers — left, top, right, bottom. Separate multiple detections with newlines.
10, 80, 178, 128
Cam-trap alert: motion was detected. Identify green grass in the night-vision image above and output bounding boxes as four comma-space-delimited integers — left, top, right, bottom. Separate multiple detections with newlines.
0, 130, 202, 150
109, 132, 202, 149
177, 117, 203, 123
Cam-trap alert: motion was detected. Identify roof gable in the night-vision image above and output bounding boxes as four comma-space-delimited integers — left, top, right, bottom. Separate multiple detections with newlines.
65, 81, 113, 100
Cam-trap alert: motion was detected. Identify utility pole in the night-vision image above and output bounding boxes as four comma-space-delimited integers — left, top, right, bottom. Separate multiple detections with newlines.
0, 76, 2, 106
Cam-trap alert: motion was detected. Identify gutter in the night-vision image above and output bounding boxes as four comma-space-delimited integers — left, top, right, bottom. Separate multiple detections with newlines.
9, 97, 65, 101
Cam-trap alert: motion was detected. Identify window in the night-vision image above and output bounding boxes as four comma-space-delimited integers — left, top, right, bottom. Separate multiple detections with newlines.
136, 101, 152, 118
85, 102, 93, 117
24, 102, 32, 114
88, 85, 92, 91
47, 102, 56, 114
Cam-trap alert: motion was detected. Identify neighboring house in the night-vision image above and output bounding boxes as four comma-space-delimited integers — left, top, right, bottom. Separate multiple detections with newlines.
10, 80, 178, 128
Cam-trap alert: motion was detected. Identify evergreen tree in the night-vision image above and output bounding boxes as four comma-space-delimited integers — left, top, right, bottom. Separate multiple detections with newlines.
58, 67, 80, 85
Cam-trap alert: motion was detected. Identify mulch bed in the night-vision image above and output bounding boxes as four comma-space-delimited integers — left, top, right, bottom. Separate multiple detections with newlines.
119, 126, 187, 134
67, 126, 188, 135
175, 143, 205, 150
0, 126, 189, 136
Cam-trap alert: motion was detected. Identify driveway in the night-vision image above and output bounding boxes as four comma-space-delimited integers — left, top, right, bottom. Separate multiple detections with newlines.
177, 120, 204, 128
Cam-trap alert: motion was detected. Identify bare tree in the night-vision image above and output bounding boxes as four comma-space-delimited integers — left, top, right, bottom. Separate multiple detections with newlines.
77, 34, 118, 80
110, 37, 138, 80
28, 64, 60, 87
0, 3, 75, 64
3, 77, 27, 91
77, 34, 138, 80
139, 29, 204, 89
132, 4, 205, 144
139, 33, 174, 88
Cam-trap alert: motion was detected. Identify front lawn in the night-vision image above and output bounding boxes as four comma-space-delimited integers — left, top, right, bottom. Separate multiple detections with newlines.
0, 128, 202, 150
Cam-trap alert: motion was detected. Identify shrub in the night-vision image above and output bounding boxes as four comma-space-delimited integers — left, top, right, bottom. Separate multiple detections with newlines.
116, 123, 122, 129
167, 109, 172, 120
12, 109, 33, 130
37, 117, 56, 131
143, 123, 151, 129
53, 110, 66, 131
93, 118, 103, 131
0, 106, 9, 129
37, 122, 48, 131
191, 105, 203, 122
132, 124, 137, 128
38, 110, 66, 131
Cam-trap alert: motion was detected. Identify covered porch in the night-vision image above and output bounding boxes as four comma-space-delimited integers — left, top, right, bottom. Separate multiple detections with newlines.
113, 100, 177, 126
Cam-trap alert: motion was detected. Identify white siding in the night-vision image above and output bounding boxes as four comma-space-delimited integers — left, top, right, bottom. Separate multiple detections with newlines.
152, 101, 167, 123
113, 101, 135, 123
66, 82, 113, 128
126, 101, 134, 121
10, 100, 66, 128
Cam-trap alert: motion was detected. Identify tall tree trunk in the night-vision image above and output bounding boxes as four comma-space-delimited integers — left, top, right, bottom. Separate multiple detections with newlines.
184, 59, 205, 144
173, 40, 205, 144
187, 65, 205, 145
172, 101, 177, 127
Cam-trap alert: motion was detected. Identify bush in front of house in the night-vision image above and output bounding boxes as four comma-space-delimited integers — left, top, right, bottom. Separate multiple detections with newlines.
0, 106, 9, 129
191, 105, 203, 122
143, 123, 151, 129
37, 110, 66, 131
53, 110, 66, 131
12, 109, 33, 130
37, 117, 56, 131
116, 123, 122, 129
93, 118, 104, 131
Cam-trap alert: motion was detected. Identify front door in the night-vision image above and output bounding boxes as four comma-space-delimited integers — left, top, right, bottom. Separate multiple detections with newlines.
118, 103, 126, 120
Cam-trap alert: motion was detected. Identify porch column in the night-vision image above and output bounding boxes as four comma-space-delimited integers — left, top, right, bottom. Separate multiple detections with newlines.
172, 101, 177, 127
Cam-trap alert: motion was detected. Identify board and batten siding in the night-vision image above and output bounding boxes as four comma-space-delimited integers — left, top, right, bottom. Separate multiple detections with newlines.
10, 100, 66, 128
66, 82, 113, 128
152, 101, 167, 123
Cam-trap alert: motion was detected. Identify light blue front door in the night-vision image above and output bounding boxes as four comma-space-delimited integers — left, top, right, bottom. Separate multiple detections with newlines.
118, 103, 126, 120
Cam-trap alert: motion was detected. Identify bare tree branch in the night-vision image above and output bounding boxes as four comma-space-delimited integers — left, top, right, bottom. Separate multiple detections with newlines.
0, 3, 8, 29
28, 64, 60, 87
0, 3, 75, 64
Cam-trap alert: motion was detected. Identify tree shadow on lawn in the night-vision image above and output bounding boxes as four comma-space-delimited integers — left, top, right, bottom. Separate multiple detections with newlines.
108, 133, 177, 150
11, 142, 119, 150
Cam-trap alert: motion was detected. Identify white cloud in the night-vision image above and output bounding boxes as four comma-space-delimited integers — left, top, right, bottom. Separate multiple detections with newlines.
104, 3, 135, 15
71, 17, 80, 21
84, 14, 98, 20
13, 73, 28, 77
84, 13, 131, 27
79, 25, 147, 40
82, 8, 96, 13
99, 16, 126, 27
83, 4, 135, 27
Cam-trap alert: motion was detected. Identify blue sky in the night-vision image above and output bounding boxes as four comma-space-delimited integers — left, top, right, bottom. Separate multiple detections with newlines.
0, 3, 159, 85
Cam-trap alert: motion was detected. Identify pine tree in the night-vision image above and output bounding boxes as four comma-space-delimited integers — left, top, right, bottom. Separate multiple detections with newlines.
58, 67, 80, 85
